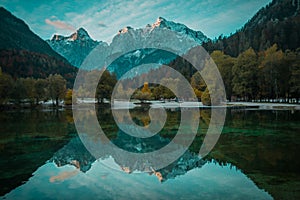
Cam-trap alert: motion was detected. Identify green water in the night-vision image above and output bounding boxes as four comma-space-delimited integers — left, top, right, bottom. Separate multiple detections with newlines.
0, 107, 299, 199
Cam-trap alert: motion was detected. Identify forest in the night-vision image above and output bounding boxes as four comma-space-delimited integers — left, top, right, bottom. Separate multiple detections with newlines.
120, 44, 300, 105
0, 68, 119, 108
1, 44, 299, 107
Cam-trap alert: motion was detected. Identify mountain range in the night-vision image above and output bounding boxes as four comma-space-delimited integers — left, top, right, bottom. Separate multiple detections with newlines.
46, 16, 208, 76
51, 129, 206, 182
0, 0, 299, 83
45, 0, 300, 77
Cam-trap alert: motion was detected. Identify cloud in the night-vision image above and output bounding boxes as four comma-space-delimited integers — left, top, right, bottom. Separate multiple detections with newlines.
1, 0, 271, 42
45, 18, 75, 31
98, 22, 107, 28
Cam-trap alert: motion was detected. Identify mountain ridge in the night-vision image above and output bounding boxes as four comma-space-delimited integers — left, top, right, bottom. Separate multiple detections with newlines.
47, 17, 208, 69
0, 7, 69, 62
0, 7, 77, 86
117, 17, 208, 43
202, 0, 300, 56
50, 27, 94, 42
47, 27, 103, 67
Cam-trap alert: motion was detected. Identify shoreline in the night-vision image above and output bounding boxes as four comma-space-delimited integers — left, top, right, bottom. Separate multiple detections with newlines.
227, 102, 300, 110
1, 101, 300, 111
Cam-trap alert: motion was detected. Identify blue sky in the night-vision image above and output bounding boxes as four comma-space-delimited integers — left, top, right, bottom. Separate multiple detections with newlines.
0, 0, 271, 43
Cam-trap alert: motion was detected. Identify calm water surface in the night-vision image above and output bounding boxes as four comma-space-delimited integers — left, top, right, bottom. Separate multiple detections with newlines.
0, 107, 299, 199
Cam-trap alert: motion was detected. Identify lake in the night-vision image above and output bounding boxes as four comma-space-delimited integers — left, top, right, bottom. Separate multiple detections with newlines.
0, 107, 299, 199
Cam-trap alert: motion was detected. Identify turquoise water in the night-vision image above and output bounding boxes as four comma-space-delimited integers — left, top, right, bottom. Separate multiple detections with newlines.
0, 108, 299, 199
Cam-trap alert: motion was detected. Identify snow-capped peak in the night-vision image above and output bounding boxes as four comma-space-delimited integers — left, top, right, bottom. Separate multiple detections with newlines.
67, 27, 92, 41
74, 27, 91, 40
152, 17, 165, 28
50, 27, 92, 41
47, 27, 101, 67
118, 26, 133, 34
150, 17, 208, 43
114, 17, 207, 44
51, 34, 65, 41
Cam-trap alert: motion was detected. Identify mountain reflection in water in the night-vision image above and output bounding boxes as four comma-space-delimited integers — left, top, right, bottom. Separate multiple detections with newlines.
0, 108, 299, 199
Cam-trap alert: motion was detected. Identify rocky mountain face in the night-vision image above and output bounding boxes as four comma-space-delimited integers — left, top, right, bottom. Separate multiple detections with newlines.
151, 17, 208, 43
115, 16, 208, 44
46, 28, 105, 67
203, 0, 300, 56
0, 7, 77, 85
47, 17, 208, 78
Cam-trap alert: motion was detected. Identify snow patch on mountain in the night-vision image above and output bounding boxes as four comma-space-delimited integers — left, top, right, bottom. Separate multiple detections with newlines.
47, 17, 208, 73
47, 28, 106, 67
152, 17, 208, 43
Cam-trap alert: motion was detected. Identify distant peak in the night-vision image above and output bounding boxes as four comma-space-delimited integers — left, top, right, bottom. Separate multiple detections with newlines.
71, 27, 91, 40
158, 16, 166, 21
50, 27, 92, 41
118, 26, 133, 34
149, 17, 208, 43
152, 17, 166, 28
77, 27, 88, 35
51, 34, 64, 41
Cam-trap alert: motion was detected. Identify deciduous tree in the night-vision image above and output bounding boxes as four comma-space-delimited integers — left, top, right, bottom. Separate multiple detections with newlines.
47, 74, 66, 106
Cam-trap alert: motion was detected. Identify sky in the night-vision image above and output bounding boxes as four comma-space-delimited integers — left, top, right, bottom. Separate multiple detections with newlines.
0, 0, 272, 43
